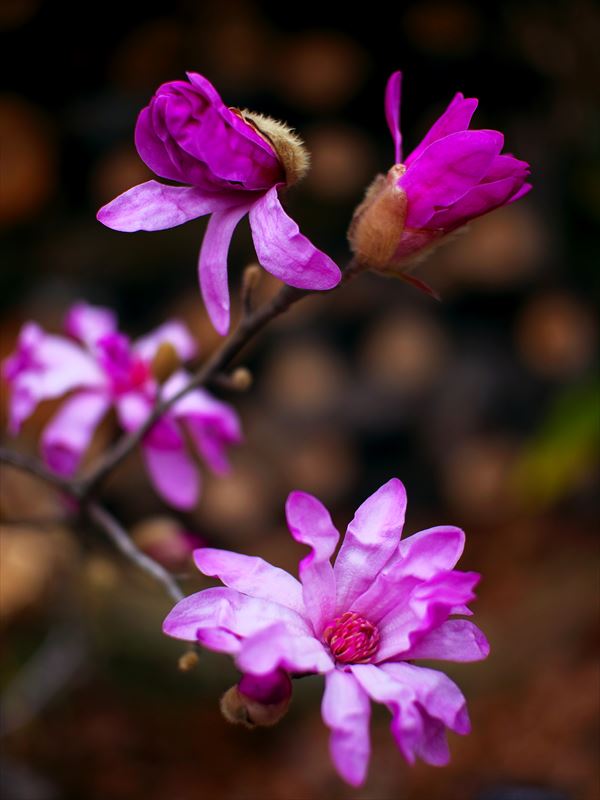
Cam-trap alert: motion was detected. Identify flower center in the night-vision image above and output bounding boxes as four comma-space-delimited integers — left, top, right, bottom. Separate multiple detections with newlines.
322, 612, 380, 665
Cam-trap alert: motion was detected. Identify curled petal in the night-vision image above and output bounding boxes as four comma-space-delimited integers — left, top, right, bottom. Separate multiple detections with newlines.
400, 130, 504, 228
236, 622, 333, 676
198, 203, 252, 336
97, 180, 236, 232
163, 586, 312, 646
322, 669, 371, 787
41, 391, 110, 476
385, 71, 403, 163
193, 548, 304, 614
249, 187, 341, 290
405, 93, 479, 166
401, 619, 490, 663
334, 478, 407, 613
398, 526, 465, 578
286, 491, 339, 636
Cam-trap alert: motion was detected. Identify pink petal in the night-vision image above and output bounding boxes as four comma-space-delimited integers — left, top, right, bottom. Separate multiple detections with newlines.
484, 154, 530, 182
321, 669, 371, 787
427, 174, 529, 231
405, 93, 479, 166
400, 130, 504, 228
142, 439, 200, 510
97, 180, 235, 232
64, 302, 117, 347
198, 202, 252, 336
401, 619, 490, 662
193, 548, 305, 614
3, 323, 105, 434
162, 372, 242, 474
285, 491, 339, 636
334, 478, 407, 613
135, 106, 186, 183
236, 622, 333, 676
384, 71, 403, 163
249, 187, 341, 290
162, 586, 312, 646
134, 320, 197, 363
376, 571, 481, 662
40, 390, 110, 476
351, 662, 469, 766
398, 526, 465, 578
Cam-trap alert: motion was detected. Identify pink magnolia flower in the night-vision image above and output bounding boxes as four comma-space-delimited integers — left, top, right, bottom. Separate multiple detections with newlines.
163, 479, 489, 786
349, 72, 532, 286
2, 302, 241, 509
97, 73, 341, 335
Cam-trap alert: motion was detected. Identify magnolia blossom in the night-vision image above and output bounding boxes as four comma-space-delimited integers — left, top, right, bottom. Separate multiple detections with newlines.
97, 72, 341, 335
349, 71, 532, 285
2, 302, 241, 509
163, 479, 489, 786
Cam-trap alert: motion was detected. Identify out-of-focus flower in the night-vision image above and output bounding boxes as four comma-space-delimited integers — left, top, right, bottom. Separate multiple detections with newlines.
163, 478, 489, 786
2, 302, 242, 509
348, 72, 531, 292
97, 73, 341, 335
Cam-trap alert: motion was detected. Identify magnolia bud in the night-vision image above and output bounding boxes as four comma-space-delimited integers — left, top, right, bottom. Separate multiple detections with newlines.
230, 367, 253, 392
151, 341, 179, 382
236, 109, 310, 187
220, 669, 292, 729
178, 650, 200, 672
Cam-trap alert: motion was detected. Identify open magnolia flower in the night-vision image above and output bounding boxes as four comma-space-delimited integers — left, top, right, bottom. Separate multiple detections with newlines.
163, 478, 489, 786
2, 302, 241, 509
97, 72, 341, 335
349, 71, 532, 290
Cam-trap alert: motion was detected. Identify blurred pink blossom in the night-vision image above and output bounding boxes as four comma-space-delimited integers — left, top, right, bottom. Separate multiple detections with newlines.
163, 478, 489, 786
2, 302, 242, 509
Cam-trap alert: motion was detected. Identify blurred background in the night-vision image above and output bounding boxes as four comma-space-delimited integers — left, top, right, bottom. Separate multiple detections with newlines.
1, 1, 598, 798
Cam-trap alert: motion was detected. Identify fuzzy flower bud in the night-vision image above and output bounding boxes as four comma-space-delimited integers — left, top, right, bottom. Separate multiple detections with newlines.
349, 72, 531, 293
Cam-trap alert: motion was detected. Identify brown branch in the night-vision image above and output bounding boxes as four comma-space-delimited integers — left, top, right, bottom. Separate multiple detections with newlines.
0, 449, 184, 604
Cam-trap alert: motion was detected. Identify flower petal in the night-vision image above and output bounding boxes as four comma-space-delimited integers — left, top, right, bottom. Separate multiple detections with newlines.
401, 619, 490, 662
3, 323, 105, 434
142, 438, 200, 510
249, 187, 341, 290
376, 571, 481, 662
321, 669, 371, 787
162, 586, 312, 647
334, 478, 407, 613
64, 303, 117, 348
134, 320, 197, 363
427, 175, 529, 231
41, 390, 110, 476
405, 93, 479, 166
285, 491, 339, 636
193, 548, 305, 614
97, 180, 235, 232
162, 371, 242, 474
198, 202, 252, 336
400, 130, 504, 228
236, 622, 333, 676
351, 662, 469, 766
398, 525, 465, 578
385, 71, 403, 163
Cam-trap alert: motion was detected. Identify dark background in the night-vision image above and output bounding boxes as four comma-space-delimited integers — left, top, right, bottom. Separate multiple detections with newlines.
1, 1, 598, 799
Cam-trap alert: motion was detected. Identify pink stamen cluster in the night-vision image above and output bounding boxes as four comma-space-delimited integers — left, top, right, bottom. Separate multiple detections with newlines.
323, 611, 381, 665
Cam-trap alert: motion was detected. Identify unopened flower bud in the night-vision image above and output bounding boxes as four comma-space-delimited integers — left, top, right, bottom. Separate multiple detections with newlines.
220, 669, 292, 729
178, 650, 200, 672
230, 367, 253, 392
151, 341, 179, 382
237, 110, 310, 187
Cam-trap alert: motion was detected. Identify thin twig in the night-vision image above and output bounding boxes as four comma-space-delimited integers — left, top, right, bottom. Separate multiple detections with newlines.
86, 502, 184, 603
0, 447, 82, 497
